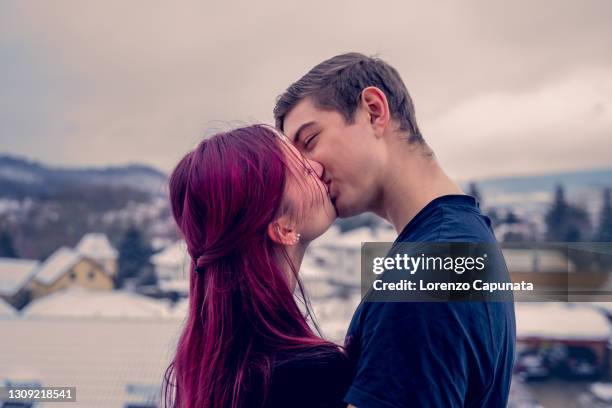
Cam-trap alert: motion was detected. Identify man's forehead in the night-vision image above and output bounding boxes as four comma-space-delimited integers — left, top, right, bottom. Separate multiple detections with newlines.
283, 99, 322, 142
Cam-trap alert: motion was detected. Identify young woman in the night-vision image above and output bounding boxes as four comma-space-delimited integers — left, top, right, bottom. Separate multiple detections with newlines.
163, 125, 352, 408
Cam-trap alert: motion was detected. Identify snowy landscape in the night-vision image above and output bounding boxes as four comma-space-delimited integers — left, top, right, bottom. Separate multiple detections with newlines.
1, 157, 611, 407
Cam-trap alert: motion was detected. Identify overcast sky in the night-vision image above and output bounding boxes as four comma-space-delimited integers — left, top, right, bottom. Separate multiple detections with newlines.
1, 0, 611, 180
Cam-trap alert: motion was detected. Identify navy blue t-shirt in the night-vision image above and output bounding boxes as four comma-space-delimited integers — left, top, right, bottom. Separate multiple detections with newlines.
344, 195, 516, 408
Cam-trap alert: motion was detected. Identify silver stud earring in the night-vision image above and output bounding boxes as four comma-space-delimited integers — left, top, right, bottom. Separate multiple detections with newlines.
296, 233, 301, 243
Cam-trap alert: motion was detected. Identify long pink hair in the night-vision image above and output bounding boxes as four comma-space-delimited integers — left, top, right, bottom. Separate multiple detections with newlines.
162, 125, 339, 408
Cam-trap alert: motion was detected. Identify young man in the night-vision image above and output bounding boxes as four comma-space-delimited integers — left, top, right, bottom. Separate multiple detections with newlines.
273, 53, 516, 407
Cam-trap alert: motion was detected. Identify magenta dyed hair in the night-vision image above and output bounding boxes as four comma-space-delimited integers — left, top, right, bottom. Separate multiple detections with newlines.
162, 125, 339, 408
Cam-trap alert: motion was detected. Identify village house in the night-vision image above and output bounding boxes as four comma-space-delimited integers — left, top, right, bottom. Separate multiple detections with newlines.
0, 257, 39, 309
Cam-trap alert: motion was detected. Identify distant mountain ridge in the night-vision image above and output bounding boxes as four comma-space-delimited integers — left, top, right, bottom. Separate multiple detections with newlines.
459, 167, 612, 221
1, 153, 609, 200
463, 167, 612, 195
0, 154, 168, 198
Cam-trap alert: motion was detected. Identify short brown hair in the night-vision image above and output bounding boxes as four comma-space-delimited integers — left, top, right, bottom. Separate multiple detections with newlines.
273, 52, 423, 143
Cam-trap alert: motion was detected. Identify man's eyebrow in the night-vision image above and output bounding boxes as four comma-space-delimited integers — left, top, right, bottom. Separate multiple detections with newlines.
292, 121, 316, 144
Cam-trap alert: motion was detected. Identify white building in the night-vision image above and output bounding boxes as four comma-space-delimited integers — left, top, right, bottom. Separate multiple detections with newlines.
307, 225, 396, 285
502, 247, 576, 273
151, 241, 190, 295
0, 257, 39, 308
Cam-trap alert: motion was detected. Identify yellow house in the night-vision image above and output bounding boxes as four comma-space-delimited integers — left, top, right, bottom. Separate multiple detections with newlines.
75, 233, 118, 278
29, 247, 114, 300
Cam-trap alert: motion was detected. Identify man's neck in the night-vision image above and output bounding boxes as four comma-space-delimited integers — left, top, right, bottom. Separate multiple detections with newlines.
374, 141, 464, 234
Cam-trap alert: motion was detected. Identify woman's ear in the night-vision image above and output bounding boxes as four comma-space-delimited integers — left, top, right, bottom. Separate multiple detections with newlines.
267, 216, 300, 246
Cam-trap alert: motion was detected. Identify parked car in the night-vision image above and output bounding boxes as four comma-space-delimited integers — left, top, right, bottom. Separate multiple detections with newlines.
515, 351, 550, 380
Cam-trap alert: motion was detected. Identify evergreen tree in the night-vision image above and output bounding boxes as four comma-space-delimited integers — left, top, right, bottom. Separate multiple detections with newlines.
594, 188, 612, 271
545, 185, 568, 241
596, 188, 612, 242
468, 182, 482, 206
116, 226, 153, 288
504, 210, 520, 225
545, 184, 591, 242
0, 230, 18, 258
486, 207, 500, 228
136, 263, 158, 287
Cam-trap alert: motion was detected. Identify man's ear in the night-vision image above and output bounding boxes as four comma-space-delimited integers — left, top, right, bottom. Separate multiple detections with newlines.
360, 86, 390, 133
267, 216, 300, 246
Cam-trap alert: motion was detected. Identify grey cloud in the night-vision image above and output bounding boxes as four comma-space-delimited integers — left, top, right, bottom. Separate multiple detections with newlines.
0, 0, 610, 176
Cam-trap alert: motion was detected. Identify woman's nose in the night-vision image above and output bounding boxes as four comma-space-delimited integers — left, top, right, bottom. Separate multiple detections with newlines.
306, 159, 324, 179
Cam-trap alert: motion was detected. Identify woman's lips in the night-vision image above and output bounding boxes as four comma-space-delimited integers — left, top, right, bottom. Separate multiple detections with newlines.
327, 183, 337, 205
324, 182, 331, 197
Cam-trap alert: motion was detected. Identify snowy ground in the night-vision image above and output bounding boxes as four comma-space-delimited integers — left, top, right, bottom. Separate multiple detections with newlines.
3, 285, 612, 407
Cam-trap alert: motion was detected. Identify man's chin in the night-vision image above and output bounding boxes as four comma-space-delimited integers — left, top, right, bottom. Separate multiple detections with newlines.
334, 200, 359, 219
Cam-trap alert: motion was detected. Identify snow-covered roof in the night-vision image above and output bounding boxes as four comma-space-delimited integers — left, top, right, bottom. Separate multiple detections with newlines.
516, 303, 610, 341
589, 302, 612, 316
494, 223, 533, 239
32, 247, 83, 286
22, 287, 173, 319
322, 227, 397, 250
590, 382, 612, 402
0, 257, 39, 296
151, 240, 189, 267
167, 297, 189, 319
502, 248, 574, 273
311, 225, 342, 245
151, 236, 175, 252
158, 279, 189, 294
299, 256, 331, 280
343, 226, 396, 243
0, 297, 17, 316
75, 233, 118, 259
0, 317, 182, 407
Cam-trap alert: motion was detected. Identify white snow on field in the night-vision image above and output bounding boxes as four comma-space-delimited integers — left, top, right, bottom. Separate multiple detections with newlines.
0, 297, 16, 316
22, 287, 173, 319
0, 317, 182, 407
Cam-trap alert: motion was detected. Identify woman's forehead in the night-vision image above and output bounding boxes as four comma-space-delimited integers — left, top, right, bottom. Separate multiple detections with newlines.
272, 128, 301, 159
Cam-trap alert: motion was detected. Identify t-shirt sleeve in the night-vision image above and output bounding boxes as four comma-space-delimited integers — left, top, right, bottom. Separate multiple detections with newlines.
344, 302, 472, 408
